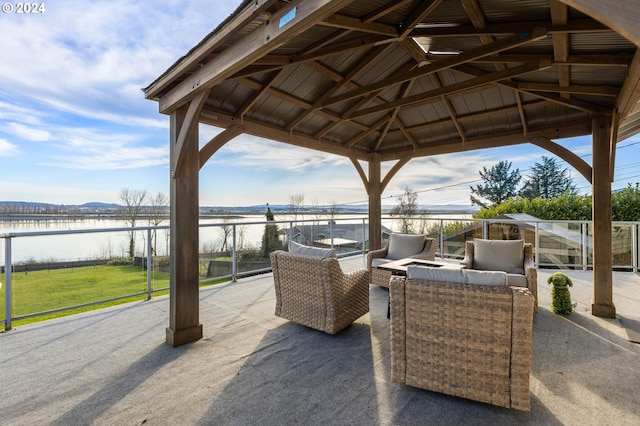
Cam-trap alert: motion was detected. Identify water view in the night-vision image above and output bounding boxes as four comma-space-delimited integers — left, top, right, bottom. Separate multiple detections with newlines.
0, 213, 472, 265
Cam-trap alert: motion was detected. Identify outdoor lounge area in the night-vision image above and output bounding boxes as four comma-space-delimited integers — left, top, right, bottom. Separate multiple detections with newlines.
1, 256, 639, 425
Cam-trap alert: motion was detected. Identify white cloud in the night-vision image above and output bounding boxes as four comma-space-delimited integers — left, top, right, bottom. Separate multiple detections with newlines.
0, 138, 19, 156
4, 122, 51, 142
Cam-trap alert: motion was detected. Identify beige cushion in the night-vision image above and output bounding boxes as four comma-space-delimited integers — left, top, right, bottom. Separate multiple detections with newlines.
371, 258, 392, 268
407, 266, 507, 286
473, 238, 525, 274
507, 273, 527, 287
386, 233, 425, 260
288, 241, 336, 258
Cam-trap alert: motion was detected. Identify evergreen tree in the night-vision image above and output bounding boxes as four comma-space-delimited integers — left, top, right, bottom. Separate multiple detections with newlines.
261, 205, 283, 257
470, 161, 521, 208
520, 156, 577, 199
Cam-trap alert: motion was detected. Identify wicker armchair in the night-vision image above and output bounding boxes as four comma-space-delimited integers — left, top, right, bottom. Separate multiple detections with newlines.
390, 269, 535, 411
461, 239, 538, 312
270, 250, 369, 334
367, 233, 436, 288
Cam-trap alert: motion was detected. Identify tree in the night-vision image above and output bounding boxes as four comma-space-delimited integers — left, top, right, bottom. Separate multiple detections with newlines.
520, 156, 577, 199
612, 183, 640, 221
261, 205, 283, 257
288, 193, 305, 221
148, 192, 168, 256
119, 188, 147, 258
390, 187, 419, 233
470, 161, 521, 208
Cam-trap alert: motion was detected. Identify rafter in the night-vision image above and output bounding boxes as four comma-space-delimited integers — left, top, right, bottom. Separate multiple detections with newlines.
409, 19, 609, 38
551, 1, 571, 98
321, 27, 548, 108
346, 61, 550, 120
398, 0, 442, 39
321, 14, 398, 37
378, 120, 592, 161
455, 65, 612, 116
430, 73, 466, 142
237, 70, 283, 117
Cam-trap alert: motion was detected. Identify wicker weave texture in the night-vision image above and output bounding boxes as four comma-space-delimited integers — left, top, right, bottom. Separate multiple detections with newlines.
270, 251, 369, 334
390, 277, 534, 411
367, 237, 436, 288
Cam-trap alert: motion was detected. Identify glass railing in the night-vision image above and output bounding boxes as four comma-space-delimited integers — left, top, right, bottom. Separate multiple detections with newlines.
2, 216, 639, 329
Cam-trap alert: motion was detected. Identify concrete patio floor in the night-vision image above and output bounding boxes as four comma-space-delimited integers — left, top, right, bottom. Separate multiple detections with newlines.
1, 255, 639, 425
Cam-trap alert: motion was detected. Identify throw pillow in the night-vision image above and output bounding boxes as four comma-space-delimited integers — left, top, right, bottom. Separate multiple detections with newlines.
473, 238, 525, 274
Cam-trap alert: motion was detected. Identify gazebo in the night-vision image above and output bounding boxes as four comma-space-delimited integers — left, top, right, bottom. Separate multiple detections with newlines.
144, 0, 640, 347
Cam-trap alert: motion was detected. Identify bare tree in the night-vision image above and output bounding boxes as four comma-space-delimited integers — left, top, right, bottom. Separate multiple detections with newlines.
119, 188, 147, 258
288, 193, 305, 221
218, 218, 233, 253
390, 187, 419, 233
148, 192, 168, 256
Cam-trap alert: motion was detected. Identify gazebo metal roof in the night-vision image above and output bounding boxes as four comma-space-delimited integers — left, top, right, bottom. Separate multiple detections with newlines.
145, 0, 640, 164
144, 0, 640, 347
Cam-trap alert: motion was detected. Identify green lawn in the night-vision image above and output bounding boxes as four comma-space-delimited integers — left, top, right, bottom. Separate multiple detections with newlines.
0, 264, 171, 327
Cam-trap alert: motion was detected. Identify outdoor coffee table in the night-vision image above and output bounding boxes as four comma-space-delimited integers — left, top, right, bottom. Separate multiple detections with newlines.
377, 258, 464, 318
377, 257, 463, 277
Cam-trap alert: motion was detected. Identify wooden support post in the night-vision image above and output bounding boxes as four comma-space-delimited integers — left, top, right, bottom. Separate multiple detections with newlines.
166, 104, 203, 347
591, 116, 616, 318
368, 155, 382, 251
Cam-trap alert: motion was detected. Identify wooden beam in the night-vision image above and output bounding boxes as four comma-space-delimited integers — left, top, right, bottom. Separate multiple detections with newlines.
409, 18, 609, 38
558, 0, 640, 47
616, 49, 640, 120
145, 0, 279, 99
529, 137, 592, 183
515, 82, 619, 96
172, 91, 208, 177
321, 27, 548, 107
377, 119, 592, 161
199, 125, 244, 169
455, 65, 612, 116
321, 14, 398, 37
238, 70, 283, 117
368, 155, 382, 250
159, 0, 357, 113
474, 53, 632, 66
590, 115, 616, 318
551, 0, 571, 98
167, 104, 202, 347
347, 61, 550, 120
381, 156, 411, 192
199, 108, 372, 161
398, 0, 442, 39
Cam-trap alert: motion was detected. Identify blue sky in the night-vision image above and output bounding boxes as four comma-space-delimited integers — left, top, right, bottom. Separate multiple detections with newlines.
1, 1, 639, 208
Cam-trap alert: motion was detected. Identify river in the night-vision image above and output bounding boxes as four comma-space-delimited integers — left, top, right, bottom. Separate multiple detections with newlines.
0, 213, 472, 265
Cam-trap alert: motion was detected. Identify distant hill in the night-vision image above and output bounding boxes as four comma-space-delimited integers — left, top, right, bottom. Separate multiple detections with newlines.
1, 201, 479, 215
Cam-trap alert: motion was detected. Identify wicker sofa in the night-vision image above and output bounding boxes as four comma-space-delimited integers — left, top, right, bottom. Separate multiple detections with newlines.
367, 233, 436, 288
390, 266, 535, 411
270, 247, 369, 335
461, 239, 538, 312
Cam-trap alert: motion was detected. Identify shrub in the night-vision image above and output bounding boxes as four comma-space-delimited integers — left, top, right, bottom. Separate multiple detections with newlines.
547, 272, 574, 314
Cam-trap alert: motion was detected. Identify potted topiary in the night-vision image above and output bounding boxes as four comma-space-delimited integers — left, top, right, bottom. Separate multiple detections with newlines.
547, 272, 574, 315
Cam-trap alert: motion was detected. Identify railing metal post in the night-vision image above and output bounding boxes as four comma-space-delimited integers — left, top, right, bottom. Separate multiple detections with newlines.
330, 220, 334, 249
482, 220, 488, 239
232, 224, 237, 282
146, 228, 152, 300
632, 223, 638, 273
362, 218, 366, 254
4, 237, 12, 331
582, 222, 588, 271
534, 222, 539, 268
439, 219, 444, 258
